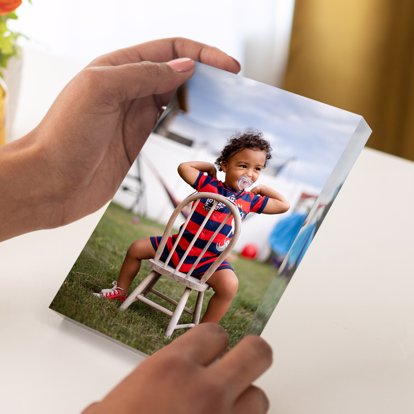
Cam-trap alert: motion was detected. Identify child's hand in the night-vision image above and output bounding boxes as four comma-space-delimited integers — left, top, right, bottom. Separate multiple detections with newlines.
205, 163, 217, 178
251, 185, 290, 214
250, 185, 267, 195
178, 161, 217, 186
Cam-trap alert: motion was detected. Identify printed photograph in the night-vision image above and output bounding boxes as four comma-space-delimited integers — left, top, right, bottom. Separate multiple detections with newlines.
50, 63, 371, 355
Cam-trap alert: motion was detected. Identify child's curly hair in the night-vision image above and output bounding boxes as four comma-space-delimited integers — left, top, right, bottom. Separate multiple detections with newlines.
215, 130, 272, 171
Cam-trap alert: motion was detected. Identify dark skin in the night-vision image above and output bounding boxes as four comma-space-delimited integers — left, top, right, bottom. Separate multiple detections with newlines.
83, 324, 272, 414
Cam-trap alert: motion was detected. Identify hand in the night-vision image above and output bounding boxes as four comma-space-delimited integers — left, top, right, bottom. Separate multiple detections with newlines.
83, 324, 272, 414
251, 185, 290, 214
178, 161, 217, 186
38, 38, 239, 225
0, 38, 240, 240
205, 162, 218, 178
250, 185, 266, 195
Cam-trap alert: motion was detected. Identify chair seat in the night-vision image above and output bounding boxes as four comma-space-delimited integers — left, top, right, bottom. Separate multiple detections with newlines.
149, 259, 209, 292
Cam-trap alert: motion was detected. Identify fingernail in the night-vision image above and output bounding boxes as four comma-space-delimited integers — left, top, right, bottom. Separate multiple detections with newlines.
166, 58, 194, 73
229, 56, 241, 72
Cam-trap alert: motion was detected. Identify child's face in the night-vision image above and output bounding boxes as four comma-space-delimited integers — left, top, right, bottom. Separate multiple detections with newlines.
221, 148, 267, 190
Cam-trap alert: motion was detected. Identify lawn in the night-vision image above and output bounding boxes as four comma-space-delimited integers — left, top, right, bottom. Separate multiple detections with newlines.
50, 202, 288, 355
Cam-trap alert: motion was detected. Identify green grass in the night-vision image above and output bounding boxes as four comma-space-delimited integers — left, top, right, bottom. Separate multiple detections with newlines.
50, 202, 288, 354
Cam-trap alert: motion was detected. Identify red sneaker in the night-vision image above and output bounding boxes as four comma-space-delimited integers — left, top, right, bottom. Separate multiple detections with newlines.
94, 281, 127, 302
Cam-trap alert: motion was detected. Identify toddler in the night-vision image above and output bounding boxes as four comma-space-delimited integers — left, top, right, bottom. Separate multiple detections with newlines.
95, 131, 290, 323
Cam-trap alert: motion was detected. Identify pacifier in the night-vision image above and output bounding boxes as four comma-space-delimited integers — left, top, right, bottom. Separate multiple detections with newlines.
237, 175, 253, 190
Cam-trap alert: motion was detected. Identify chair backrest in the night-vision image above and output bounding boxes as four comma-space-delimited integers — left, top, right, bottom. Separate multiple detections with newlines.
154, 192, 242, 283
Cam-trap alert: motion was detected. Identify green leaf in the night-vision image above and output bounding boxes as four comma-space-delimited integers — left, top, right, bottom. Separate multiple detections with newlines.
0, 0, 28, 72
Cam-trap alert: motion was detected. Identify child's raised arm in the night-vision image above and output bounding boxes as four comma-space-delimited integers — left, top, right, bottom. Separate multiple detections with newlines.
177, 161, 217, 186
251, 184, 290, 214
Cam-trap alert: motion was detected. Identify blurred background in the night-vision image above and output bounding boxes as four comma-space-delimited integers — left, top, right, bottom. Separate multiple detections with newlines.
3, 0, 414, 161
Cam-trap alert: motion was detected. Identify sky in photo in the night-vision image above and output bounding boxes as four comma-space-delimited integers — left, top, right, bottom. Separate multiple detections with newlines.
168, 63, 363, 189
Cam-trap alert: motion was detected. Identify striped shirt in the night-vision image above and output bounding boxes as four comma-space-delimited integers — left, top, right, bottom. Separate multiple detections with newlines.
150, 172, 268, 277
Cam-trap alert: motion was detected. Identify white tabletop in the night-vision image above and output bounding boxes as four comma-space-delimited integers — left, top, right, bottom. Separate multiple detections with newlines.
257, 147, 414, 413
2, 46, 414, 413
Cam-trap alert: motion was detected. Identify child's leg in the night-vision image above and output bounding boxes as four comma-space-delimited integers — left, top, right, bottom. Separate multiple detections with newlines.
201, 269, 239, 323
117, 238, 156, 293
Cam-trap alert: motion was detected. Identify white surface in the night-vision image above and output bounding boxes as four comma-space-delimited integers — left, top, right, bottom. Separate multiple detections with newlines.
3, 46, 414, 413
1, 148, 414, 413
257, 148, 414, 413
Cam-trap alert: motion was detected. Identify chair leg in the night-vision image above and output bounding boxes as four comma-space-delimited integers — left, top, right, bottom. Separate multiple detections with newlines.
165, 287, 192, 338
142, 273, 161, 296
192, 291, 205, 324
120, 271, 159, 311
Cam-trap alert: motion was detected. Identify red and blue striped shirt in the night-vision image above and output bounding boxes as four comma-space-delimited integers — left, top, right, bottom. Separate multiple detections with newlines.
150, 172, 268, 277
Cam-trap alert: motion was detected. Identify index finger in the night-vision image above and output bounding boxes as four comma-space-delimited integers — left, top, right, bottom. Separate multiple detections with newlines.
156, 323, 229, 366
209, 335, 273, 398
92, 37, 241, 74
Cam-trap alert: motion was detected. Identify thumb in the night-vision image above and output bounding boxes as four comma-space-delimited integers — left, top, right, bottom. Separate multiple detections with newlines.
91, 58, 195, 104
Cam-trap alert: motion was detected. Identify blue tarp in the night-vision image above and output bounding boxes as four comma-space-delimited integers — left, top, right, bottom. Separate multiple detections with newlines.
286, 222, 317, 267
269, 212, 307, 256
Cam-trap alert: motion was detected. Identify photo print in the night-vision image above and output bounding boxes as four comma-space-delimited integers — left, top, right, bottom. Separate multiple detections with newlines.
50, 63, 371, 355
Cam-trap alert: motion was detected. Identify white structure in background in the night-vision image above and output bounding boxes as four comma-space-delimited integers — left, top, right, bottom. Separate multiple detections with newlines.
114, 134, 318, 261
239, 0, 296, 85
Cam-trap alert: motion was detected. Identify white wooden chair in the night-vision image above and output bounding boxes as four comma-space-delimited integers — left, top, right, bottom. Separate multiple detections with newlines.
120, 192, 242, 337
